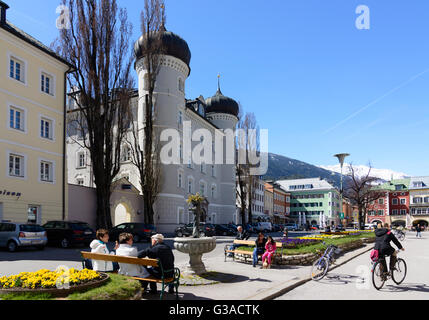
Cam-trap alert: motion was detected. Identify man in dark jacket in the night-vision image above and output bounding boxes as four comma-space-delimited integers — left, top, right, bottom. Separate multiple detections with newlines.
374, 223, 405, 276
416, 224, 422, 238
138, 234, 175, 294
227, 226, 251, 257
235, 226, 250, 240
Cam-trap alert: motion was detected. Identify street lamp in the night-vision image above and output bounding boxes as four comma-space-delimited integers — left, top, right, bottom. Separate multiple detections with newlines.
334, 153, 350, 227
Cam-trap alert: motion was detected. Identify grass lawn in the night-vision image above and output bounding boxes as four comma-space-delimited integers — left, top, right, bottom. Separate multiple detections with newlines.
236, 233, 375, 256
0, 274, 142, 301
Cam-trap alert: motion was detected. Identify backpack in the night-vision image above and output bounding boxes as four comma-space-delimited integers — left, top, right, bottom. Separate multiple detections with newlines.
370, 249, 379, 262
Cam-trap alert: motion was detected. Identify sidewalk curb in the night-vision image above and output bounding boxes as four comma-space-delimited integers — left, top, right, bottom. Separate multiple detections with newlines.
244, 244, 374, 300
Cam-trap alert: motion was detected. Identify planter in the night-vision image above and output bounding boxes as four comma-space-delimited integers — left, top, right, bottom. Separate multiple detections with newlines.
234, 239, 366, 266
362, 237, 375, 244
0, 273, 110, 298
174, 237, 216, 275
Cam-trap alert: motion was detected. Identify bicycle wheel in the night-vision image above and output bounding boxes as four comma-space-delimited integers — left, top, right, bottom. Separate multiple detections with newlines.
399, 233, 405, 241
392, 258, 407, 285
372, 261, 386, 290
311, 257, 329, 281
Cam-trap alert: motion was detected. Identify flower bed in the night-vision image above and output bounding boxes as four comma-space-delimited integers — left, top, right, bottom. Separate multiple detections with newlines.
0, 268, 101, 290
232, 233, 373, 266
297, 234, 345, 241
278, 238, 322, 249
0, 268, 108, 298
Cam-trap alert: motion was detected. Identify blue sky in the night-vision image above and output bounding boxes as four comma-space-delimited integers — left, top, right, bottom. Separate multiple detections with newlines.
6, 0, 429, 176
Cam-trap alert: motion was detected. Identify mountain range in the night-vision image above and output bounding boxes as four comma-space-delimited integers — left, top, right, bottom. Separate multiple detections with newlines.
263, 153, 409, 187
318, 164, 409, 182
263, 153, 345, 188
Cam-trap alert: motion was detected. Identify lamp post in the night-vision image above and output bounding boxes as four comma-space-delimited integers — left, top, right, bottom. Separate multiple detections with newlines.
334, 153, 350, 227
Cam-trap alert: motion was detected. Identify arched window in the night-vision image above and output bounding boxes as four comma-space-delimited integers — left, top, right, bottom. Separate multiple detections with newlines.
121, 144, 131, 162
199, 181, 206, 197
178, 78, 184, 93
187, 177, 194, 194
211, 184, 217, 199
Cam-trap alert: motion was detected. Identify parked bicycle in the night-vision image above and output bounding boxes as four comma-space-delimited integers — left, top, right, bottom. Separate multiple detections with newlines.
392, 228, 406, 241
311, 242, 342, 281
371, 250, 407, 290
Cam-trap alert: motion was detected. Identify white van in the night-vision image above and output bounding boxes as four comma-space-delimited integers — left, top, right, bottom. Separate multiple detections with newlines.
255, 222, 273, 233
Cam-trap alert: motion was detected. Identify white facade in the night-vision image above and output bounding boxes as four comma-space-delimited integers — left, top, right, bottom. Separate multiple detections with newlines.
252, 177, 265, 219
67, 30, 239, 232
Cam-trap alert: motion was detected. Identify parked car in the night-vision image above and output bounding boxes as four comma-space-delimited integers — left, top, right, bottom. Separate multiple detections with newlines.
43, 220, 95, 248
272, 224, 283, 232
310, 225, 319, 230
108, 223, 156, 243
254, 222, 273, 233
174, 223, 216, 237
246, 224, 256, 234
334, 224, 346, 232
347, 223, 359, 230
0, 222, 47, 252
284, 223, 299, 231
214, 224, 237, 236
364, 223, 376, 230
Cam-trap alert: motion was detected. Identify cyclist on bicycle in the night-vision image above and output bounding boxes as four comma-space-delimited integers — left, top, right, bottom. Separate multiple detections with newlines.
375, 222, 405, 276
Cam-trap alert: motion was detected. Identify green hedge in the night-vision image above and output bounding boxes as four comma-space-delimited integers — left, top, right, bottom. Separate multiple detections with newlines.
236, 233, 375, 256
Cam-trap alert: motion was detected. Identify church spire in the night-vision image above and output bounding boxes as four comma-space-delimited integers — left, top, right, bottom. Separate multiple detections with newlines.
217, 73, 223, 95
160, 3, 166, 31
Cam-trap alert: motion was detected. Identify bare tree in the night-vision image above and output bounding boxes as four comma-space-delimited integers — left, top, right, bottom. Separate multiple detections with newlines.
344, 164, 385, 230
236, 109, 259, 225
128, 0, 165, 225
55, 0, 134, 229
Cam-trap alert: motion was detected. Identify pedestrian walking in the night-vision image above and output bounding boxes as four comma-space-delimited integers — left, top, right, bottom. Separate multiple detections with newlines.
416, 224, 422, 238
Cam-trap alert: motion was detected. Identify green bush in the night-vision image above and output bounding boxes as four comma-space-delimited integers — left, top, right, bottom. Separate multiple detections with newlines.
235, 233, 374, 256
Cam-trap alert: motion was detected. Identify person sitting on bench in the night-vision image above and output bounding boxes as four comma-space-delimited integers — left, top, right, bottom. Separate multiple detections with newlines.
253, 232, 267, 268
116, 233, 150, 278
227, 226, 251, 257
89, 229, 119, 272
138, 234, 175, 294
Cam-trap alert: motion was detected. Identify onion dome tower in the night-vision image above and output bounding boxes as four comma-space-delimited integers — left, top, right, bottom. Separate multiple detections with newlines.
205, 75, 239, 130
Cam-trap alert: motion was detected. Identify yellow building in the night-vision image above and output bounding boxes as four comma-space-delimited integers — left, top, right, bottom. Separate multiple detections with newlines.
0, 2, 72, 224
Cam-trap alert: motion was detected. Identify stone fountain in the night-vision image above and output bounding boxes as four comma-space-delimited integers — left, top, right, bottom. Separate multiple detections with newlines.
174, 237, 216, 275
174, 193, 216, 275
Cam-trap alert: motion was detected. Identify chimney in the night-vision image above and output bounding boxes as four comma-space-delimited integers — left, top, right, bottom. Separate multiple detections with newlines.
0, 1, 9, 25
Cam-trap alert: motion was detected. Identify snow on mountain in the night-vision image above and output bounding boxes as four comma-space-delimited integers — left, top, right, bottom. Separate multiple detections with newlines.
318, 164, 409, 182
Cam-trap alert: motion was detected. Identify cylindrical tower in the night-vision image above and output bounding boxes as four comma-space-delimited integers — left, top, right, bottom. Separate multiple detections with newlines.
205, 87, 239, 222
134, 25, 192, 232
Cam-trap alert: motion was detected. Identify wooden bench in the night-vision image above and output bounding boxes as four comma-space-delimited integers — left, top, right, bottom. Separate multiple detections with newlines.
80, 251, 180, 300
224, 240, 284, 264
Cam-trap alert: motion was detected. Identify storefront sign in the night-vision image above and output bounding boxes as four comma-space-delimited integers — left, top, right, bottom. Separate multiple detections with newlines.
0, 189, 22, 198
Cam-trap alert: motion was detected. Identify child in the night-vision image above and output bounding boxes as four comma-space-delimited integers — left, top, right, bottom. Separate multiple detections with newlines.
116, 233, 150, 278
89, 229, 119, 272
261, 236, 277, 269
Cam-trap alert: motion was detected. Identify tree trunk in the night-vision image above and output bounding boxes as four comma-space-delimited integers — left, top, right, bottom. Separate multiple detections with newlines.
95, 187, 112, 230
192, 204, 201, 238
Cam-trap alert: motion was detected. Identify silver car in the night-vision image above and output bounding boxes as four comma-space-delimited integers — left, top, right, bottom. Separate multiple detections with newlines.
0, 222, 48, 252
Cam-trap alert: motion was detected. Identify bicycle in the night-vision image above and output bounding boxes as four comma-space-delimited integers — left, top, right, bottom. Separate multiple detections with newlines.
310, 242, 342, 281
392, 229, 406, 241
371, 250, 407, 290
